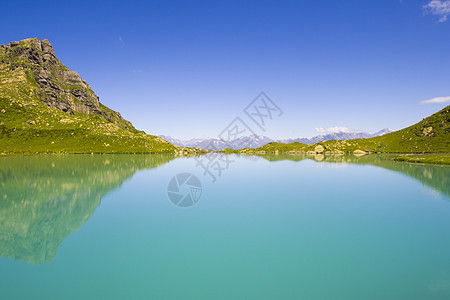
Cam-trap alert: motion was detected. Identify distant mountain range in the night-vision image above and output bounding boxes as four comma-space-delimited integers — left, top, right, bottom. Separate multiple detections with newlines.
278, 128, 393, 145
159, 135, 275, 150
160, 128, 393, 150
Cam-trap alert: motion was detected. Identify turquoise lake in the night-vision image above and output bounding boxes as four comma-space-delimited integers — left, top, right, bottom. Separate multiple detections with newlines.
0, 154, 449, 299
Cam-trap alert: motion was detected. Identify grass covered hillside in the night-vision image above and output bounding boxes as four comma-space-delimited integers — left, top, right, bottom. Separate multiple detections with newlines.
232, 105, 450, 156
317, 105, 450, 154
0, 38, 178, 154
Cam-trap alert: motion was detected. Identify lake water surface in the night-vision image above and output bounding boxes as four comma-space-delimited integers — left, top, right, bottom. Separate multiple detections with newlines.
0, 154, 449, 299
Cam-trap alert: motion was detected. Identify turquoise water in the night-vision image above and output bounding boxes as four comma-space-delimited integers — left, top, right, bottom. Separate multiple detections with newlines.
0, 154, 449, 299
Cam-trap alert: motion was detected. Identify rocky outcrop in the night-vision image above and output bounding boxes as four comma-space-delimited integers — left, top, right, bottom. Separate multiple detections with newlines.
421, 126, 435, 137
1, 38, 135, 132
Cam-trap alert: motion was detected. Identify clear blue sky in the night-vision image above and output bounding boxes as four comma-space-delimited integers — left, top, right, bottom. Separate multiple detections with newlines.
2, 0, 449, 139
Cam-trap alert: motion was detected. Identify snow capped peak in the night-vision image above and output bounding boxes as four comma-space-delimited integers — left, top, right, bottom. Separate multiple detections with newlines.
160, 128, 395, 150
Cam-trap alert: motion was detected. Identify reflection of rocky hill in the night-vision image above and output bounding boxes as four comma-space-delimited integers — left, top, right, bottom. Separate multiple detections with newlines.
258, 154, 450, 199
0, 154, 174, 264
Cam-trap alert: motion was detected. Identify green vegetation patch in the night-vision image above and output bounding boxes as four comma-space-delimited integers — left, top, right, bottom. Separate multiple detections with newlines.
392, 154, 450, 165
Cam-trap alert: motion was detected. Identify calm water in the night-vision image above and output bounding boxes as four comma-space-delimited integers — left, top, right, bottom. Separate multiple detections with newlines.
0, 154, 449, 299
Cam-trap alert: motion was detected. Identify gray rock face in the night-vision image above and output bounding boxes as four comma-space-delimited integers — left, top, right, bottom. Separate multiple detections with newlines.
2, 38, 135, 132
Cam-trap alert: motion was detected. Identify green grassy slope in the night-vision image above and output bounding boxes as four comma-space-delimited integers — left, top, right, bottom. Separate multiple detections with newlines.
391, 154, 450, 165
236, 105, 450, 155
0, 38, 180, 154
316, 105, 450, 153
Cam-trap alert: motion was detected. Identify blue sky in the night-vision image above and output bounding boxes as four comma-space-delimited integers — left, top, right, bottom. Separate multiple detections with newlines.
2, 0, 449, 139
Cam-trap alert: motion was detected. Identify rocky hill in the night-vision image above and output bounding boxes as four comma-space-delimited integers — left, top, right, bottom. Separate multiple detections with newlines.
0, 38, 179, 154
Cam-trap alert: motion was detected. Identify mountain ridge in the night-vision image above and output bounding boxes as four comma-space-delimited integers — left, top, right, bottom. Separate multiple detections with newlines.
160, 128, 394, 150
0, 38, 184, 154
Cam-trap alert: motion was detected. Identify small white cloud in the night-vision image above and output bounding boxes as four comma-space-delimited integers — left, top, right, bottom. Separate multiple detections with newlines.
419, 96, 450, 104
326, 126, 353, 133
315, 127, 326, 133
119, 36, 123, 42
423, 0, 450, 22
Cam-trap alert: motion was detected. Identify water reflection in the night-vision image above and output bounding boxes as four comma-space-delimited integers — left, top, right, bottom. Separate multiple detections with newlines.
0, 153, 448, 265
258, 153, 450, 198
0, 154, 175, 264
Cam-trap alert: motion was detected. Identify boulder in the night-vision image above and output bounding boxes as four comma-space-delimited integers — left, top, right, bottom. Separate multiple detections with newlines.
314, 145, 324, 153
